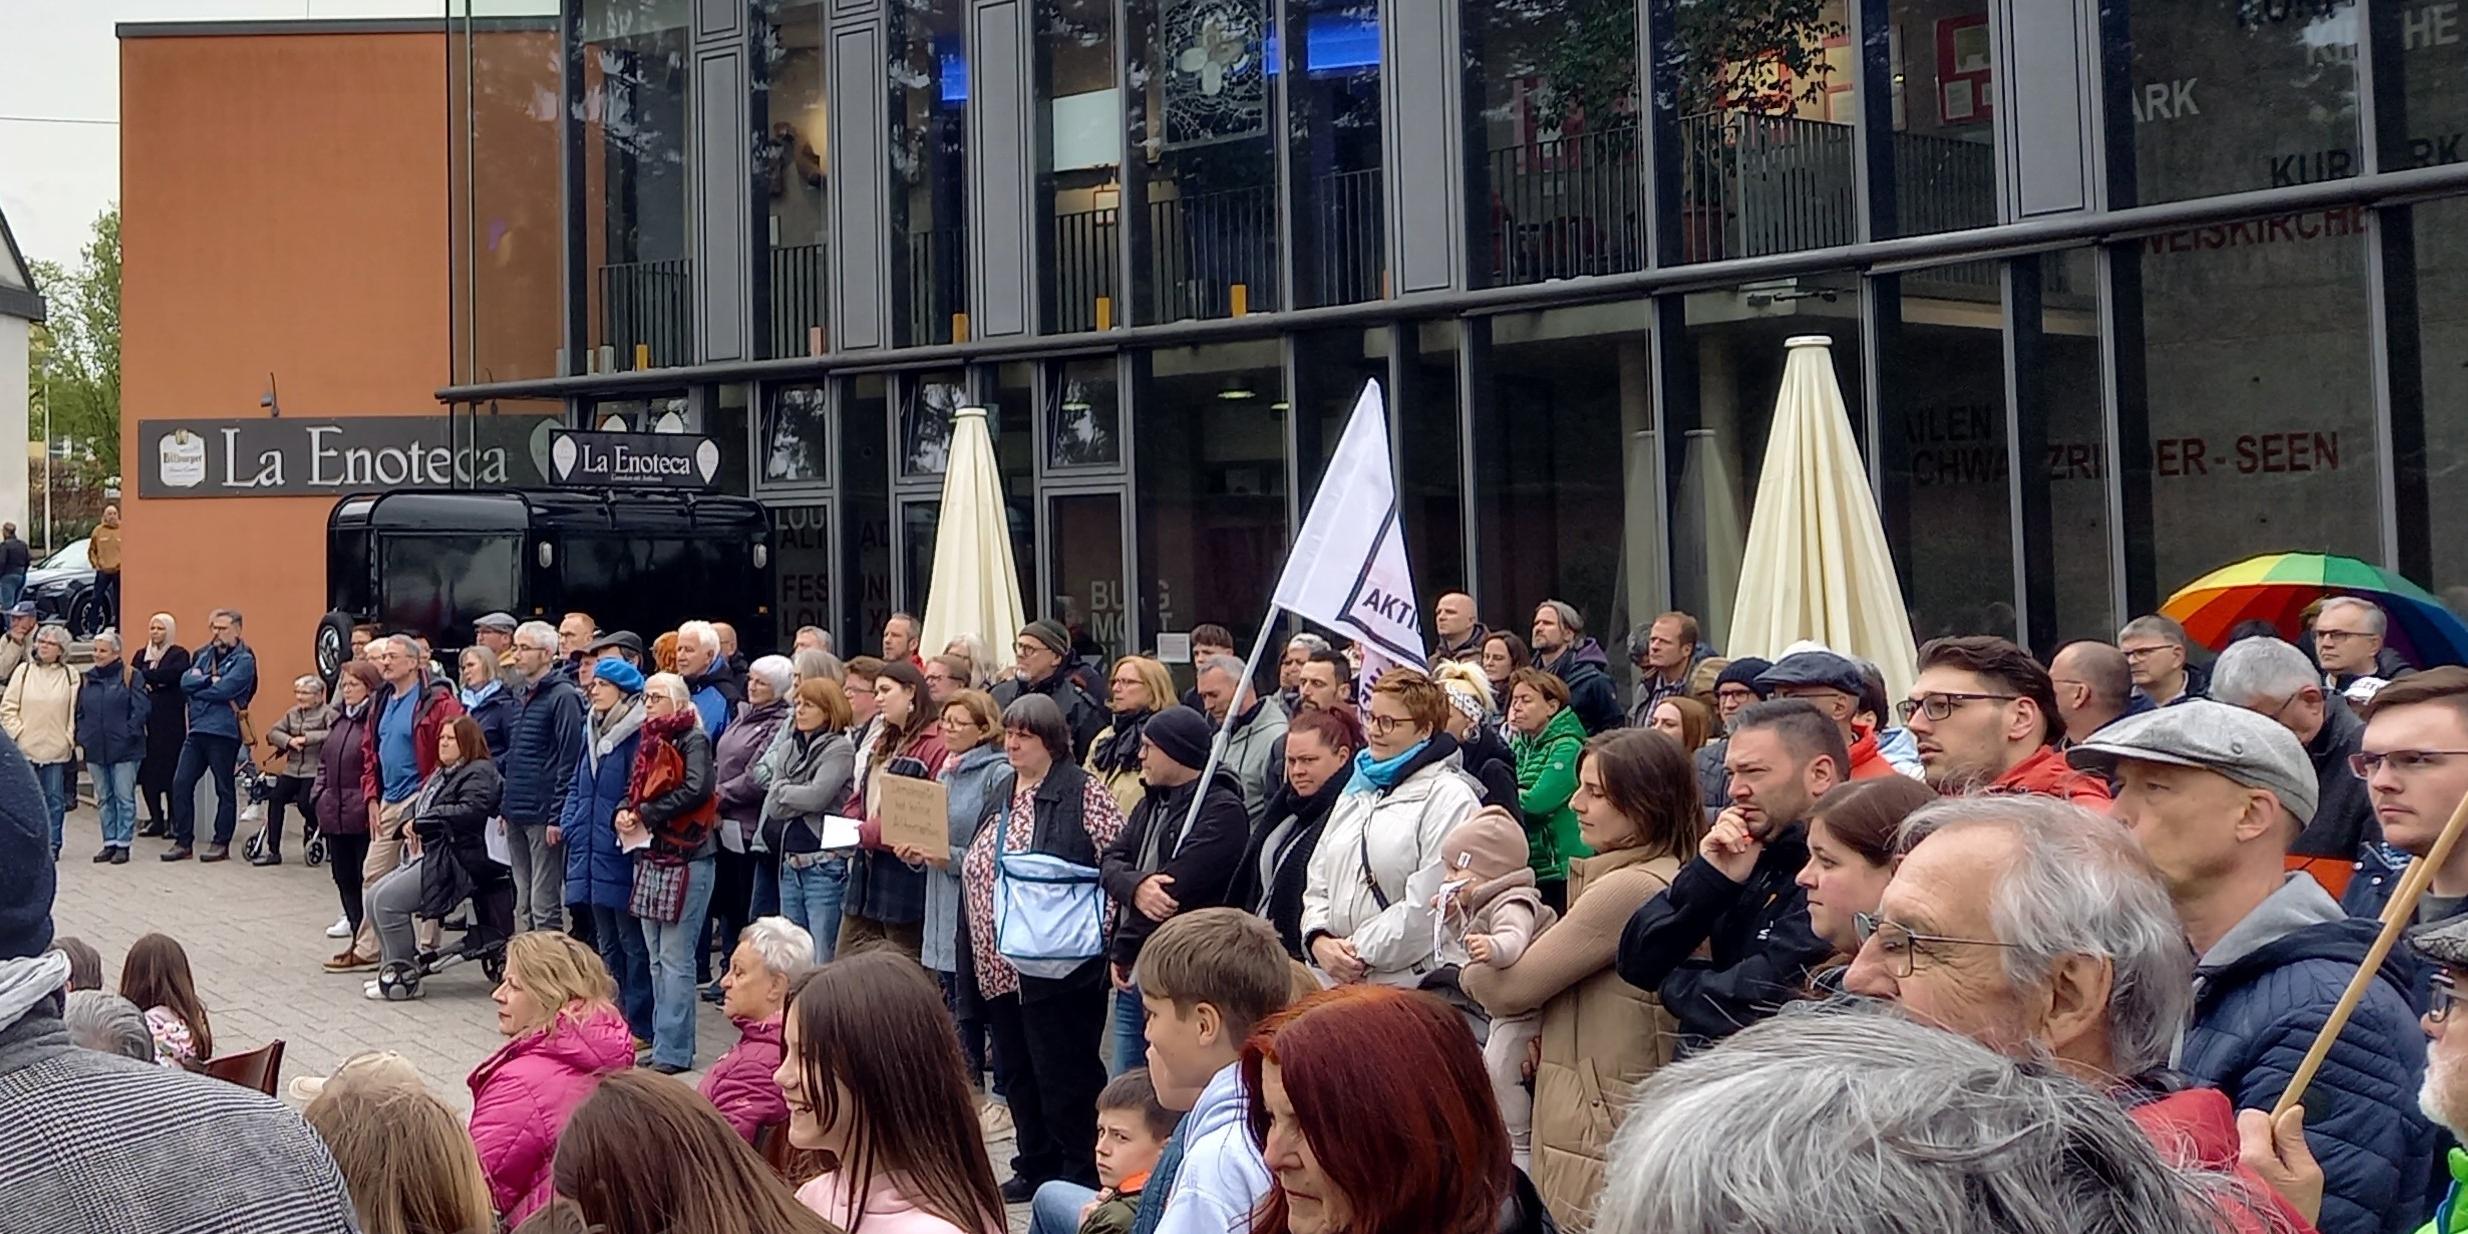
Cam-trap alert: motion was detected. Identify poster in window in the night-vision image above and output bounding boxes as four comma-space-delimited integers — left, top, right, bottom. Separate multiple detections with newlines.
1162, 0, 1269, 149
1936, 15, 1992, 124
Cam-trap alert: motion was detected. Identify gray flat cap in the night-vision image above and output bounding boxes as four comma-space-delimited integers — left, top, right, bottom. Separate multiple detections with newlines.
2413, 913, 2468, 970
473, 611, 517, 632
1756, 649, 1865, 696
2065, 699, 2318, 825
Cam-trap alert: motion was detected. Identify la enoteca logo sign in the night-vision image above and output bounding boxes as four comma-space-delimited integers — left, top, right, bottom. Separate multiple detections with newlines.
547, 429, 721, 489
139, 415, 560, 499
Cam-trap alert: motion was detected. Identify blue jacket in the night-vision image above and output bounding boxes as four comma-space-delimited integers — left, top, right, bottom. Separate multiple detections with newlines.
501, 674, 586, 830
2181, 874, 2435, 1234
460, 683, 518, 762
561, 701, 645, 911
74, 663, 149, 766
179, 639, 257, 738
922, 742, 1010, 974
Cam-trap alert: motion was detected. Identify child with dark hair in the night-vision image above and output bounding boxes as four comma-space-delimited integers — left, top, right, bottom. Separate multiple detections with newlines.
1063, 1069, 1176, 1234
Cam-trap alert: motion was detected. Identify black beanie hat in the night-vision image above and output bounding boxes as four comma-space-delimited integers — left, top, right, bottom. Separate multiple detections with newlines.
1021, 619, 1073, 658
1716, 656, 1775, 699
0, 733, 56, 960
1144, 705, 1216, 771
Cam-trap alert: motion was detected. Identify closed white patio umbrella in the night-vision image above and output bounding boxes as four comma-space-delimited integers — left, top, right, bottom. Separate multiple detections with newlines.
919, 406, 1026, 668
1726, 335, 1920, 702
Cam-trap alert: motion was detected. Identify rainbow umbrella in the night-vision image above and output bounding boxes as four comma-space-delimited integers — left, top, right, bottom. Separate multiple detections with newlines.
2160, 552, 2468, 668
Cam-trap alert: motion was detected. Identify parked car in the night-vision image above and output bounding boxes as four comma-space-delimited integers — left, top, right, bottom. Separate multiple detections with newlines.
25, 537, 104, 638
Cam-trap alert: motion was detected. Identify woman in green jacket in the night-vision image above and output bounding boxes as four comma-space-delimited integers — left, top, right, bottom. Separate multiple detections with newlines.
1505, 667, 1590, 913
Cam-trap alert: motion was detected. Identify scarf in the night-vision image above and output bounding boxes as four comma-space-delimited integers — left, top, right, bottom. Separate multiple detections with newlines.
1091, 709, 1153, 775
460, 680, 502, 711
342, 696, 371, 722
1349, 739, 1431, 795
0, 951, 70, 1032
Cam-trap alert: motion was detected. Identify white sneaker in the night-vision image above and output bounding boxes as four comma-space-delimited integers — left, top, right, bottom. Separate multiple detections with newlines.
325, 915, 351, 939
363, 980, 382, 999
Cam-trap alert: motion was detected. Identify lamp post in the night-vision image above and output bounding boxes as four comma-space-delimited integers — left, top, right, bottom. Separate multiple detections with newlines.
39, 360, 51, 554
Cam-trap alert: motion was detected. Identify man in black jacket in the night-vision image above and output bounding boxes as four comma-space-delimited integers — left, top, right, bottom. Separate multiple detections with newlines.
2210, 634, 2380, 861
1097, 705, 1250, 1073
996, 619, 1107, 760
1530, 599, 1623, 735
1617, 699, 1841, 1050
500, 622, 586, 932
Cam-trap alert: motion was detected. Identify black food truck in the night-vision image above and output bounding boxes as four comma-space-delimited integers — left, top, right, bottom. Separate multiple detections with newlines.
320, 489, 775, 686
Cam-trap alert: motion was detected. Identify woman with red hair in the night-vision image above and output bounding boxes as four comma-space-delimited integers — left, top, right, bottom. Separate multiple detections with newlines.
1243, 984, 1553, 1234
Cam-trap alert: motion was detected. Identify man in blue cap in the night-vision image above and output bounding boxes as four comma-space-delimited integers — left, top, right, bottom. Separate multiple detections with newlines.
1758, 649, 1906, 783
0, 734, 359, 1233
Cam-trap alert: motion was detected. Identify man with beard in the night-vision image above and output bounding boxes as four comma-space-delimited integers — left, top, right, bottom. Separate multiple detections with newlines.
1530, 600, 1622, 736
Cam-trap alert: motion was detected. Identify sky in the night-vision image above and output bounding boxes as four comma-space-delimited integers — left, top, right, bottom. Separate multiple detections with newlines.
0, 1, 453, 271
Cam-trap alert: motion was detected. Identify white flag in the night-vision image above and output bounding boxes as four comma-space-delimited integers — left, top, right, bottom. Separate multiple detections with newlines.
1272, 381, 1425, 695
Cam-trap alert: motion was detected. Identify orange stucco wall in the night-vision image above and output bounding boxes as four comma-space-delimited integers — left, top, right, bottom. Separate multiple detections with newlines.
121, 29, 448, 729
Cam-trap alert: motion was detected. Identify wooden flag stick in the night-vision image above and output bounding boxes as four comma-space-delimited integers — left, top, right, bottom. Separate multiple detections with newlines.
2274, 788, 2468, 1118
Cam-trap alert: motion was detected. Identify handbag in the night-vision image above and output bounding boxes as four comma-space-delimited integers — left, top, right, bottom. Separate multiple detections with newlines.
990, 789, 1106, 979
630, 852, 691, 923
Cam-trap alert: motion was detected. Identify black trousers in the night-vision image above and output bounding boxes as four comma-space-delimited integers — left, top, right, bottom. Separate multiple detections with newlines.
983, 983, 1107, 1188
325, 832, 372, 932
264, 776, 317, 854
701, 846, 758, 982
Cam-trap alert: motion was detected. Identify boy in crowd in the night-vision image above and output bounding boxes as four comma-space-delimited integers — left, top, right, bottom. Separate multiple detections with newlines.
1136, 908, 1294, 1234
1073, 1070, 1177, 1234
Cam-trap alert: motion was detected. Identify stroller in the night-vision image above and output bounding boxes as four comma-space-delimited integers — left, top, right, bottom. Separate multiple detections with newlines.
238, 748, 325, 867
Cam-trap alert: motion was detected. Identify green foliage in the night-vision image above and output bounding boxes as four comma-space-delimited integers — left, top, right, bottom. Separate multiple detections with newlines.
1665, 0, 1844, 118
25, 206, 119, 485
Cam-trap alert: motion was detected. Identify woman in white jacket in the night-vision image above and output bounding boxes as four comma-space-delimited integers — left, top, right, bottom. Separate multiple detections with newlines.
1300, 669, 1482, 988
4, 622, 80, 858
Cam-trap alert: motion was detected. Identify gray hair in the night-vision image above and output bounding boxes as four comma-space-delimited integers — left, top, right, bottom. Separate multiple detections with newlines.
1593, 1006, 2253, 1234
747, 654, 795, 696
1285, 633, 1330, 656
2210, 637, 2320, 711
944, 632, 997, 683
1196, 654, 1247, 684
63, 991, 157, 1064
291, 675, 326, 698
90, 628, 121, 655
2116, 614, 2189, 649
2319, 596, 2388, 637
1539, 598, 1585, 636
795, 625, 832, 652
792, 648, 845, 685
210, 608, 244, 627
676, 620, 722, 656
643, 671, 693, 706
33, 623, 69, 653
1896, 796, 2194, 1078
513, 620, 559, 653
736, 916, 817, 981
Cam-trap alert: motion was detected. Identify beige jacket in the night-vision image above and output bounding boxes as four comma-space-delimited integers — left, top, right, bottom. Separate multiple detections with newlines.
1460, 845, 1680, 1230
2, 660, 81, 763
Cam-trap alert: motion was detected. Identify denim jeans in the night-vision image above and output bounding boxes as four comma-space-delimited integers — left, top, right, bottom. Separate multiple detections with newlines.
92, 760, 139, 849
1110, 980, 1147, 1077
171, 731, 240, 847
638, 855, 716, 1069
591, 904, 654, 1043
778, 854, 849, 965
1029, 1181, 1100, 1234
504, 825, 566, 932
30, 761, 65, 855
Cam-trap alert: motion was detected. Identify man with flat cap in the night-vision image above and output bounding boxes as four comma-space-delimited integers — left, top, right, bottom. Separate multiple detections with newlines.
473, 611, 520, 682
588, 629, 646, 668
2070, 701, 2432, 1234
1757, 648, 1909, 783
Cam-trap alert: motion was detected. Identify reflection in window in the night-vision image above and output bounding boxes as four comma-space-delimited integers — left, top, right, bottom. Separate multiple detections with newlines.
1289, 0, 1384, 307
1402, 321, 1465, 596
1883, 261, 2015, 640
2378, 0, 2468, 173
1051, 494, 1130, 661
381, 535, 521, 637
1465, 0, 1642, 284
2118, 1, 2358, 205
1136, 341, 1287, 641
903, 499, 942, 615
1038, 0, 1120, 334
900, 371, 970, 476
992, 364, 1041, 613
893, 0, 970, 346
763, 385, 831, 484
1663, 0, 1856, 262
773, 503, 834, 636
2390, 198, 2468, 601
1047, 357, 1122, 468
1130, 0, 1280, 322
590, 393, 691, 433
580, 0, 694, 370
758, 1, 830, 357
2033, 250, 2114, 642
1292, 327, 1387, 509
450, 4, 564, 383
1884, 0, 1995, 237
842, 375, 893, 643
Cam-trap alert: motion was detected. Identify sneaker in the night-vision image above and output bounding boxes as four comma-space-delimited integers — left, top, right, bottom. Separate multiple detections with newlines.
324, 915, 351, 939
363, 979, 381, 998
999, 1176, 1038, 1205
249, 850, 282, 867
979, 1099, 1015, 1138
324, 950, 378, 973
160, 846, 193, 862
109, 848, 128, 865
199, 844, 230, 863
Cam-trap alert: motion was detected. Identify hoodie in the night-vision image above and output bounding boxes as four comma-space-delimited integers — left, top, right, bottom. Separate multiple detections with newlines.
2181, 873, 2434, 1234
1541, 639, 1623, 736
1150, 1062, 1272, 1234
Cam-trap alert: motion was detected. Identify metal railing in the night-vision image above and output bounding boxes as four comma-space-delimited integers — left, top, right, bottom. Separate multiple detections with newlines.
1677, 112, 1998, 260
770, 243, 827, 358
1894, 130, 1997, 236
1486, 123, 1646, 284
598, 258, 692, 370
1147, 184, 1280, 321
1304, 166, 1385, 306
901, 224, 969, 345
1051, 207, 1119, 334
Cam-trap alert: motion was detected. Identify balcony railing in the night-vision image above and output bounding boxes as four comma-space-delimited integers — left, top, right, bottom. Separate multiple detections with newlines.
1051, 207, 1119, 334
1894, 130, 1998, 237
1304, 166, 1385, 306
1677, 112, 1997, 261
1487, 124, 1646, 284
770, 242, 827, 358
901, 224, 969, 345
599, 258, 692, 370
1148, 184, 1280, 321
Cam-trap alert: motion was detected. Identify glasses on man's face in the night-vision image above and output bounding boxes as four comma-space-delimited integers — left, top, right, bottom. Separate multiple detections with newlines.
1894, 692, 2020, 725
2119, 645, 2176, 663
2316, 628, 2373, 645
1853, 912, 2024, 979
2349, 749, 2468, 780
1014, 643, 1045, 660
2435, 972, 2463, 1025
1365, 712, 1410, 735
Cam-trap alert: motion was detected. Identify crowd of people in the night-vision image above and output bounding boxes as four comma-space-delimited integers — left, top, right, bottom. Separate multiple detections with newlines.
10, 588, 2468, 1234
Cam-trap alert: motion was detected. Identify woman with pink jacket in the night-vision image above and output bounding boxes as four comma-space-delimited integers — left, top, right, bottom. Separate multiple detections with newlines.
698, 915, 815, 1141
467, 931, 636, 1225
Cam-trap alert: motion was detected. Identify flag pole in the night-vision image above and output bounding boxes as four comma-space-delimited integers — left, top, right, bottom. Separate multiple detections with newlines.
1182, 612, 1285, 843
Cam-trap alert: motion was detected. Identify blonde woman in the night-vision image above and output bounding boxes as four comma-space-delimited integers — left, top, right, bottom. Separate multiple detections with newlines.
469, 931, 635, 1225
305, 1079, 497, 1234
1084, 655, 1174, 816
4, 622, 78, 858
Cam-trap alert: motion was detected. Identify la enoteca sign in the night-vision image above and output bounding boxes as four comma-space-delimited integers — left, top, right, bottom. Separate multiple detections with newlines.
547, 429, 721, 488
139, 415, 561, 499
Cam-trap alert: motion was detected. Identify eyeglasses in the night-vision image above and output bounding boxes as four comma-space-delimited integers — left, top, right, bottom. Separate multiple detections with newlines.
1853, 912, 2024, 979
1364, 712, 1412, 734
2348, 749, 2468, 779
2436, 972, 2462, 1025
2315, 628, 2375, 644
1895, 692, 2020, 724
2119, 645, 2179, 662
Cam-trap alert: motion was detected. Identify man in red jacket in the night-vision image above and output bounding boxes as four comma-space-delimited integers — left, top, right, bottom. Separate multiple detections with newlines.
329, 634, 463, 972
1901, 635, 2111, 807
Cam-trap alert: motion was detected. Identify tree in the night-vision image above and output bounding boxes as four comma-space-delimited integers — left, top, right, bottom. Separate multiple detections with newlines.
1665, 0, 1842, 119
26, 206, 119, 484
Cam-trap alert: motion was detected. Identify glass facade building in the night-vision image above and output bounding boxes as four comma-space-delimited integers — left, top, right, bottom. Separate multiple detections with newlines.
443, 0, 2468, 673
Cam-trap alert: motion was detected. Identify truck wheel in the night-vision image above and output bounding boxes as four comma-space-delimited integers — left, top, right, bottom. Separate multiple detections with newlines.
314, 611, 355, 690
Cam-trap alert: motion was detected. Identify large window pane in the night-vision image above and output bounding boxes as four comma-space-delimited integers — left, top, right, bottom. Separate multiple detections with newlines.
900, 369, 970, 477
450, 4, 564, 383
1289, 0, 1384, 307
1885, 0, 1996, 237
2034, 249, 2116, 644
762, 383, 831, 486
841, 375, 893, 645
2116, 1, 2360, 205
2398, 197, 2468, 603
1403, 321, 1466, 601
758, 1, 830, 357
1472, 304, 1646, 674
1666, 0, 1857, 261
1464, 0, 1643, 284
580, 0, 694, 370
1051, 493, 1131, 661
1037, 0, 1121, 334
894, 0, 970, 346
1883, 262, 2014, 640
2124, 211, 2379, 600
2377, 0, 2468, 173
1136, 341, 1287, 641
773, 503, 835, 641
1047, 357, 1123, 469
991, 363, 1040, 616
1291, 327, 1388, 508
1129, 0, 1280, 322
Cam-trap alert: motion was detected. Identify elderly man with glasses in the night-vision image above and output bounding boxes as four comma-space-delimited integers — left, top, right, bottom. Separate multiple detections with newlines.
2315, 597, 2409, 695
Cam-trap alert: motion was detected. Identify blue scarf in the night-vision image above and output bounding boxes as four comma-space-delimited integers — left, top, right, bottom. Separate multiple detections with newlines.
459, 680, 501, 711
1348, 739, 1430, 795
